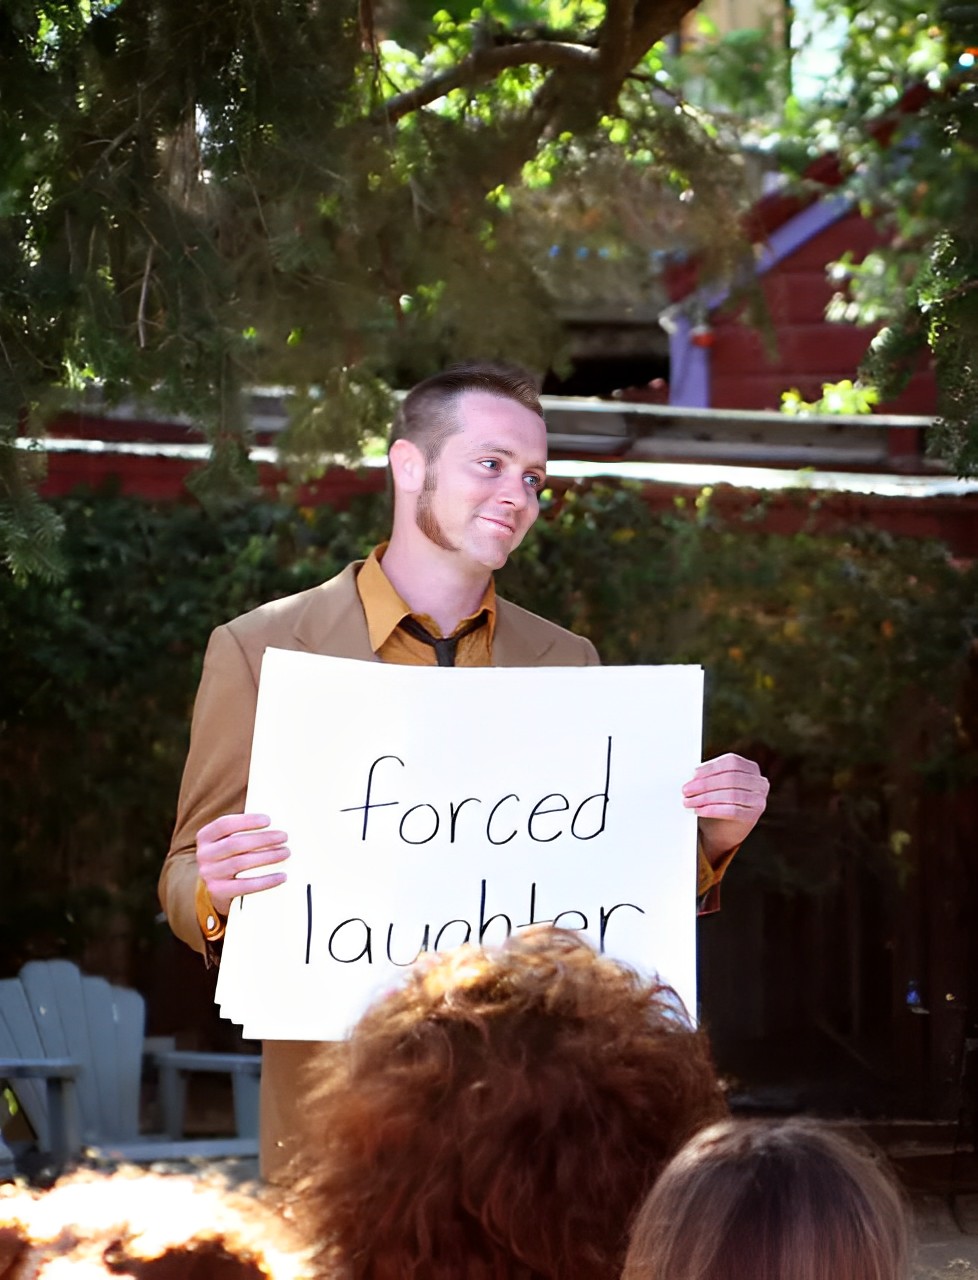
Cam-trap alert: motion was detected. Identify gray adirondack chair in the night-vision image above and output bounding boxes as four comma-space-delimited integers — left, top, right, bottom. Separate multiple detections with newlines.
0, 959, 261, 1169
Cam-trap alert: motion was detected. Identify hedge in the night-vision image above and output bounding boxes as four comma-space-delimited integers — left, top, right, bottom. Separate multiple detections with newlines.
1, 481, 976, 979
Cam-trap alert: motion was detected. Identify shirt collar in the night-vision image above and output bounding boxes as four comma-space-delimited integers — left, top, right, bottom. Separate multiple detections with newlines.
357, 543, 496, 654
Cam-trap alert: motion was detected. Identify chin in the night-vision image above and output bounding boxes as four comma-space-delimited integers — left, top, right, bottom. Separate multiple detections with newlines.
469, 544, 510, 572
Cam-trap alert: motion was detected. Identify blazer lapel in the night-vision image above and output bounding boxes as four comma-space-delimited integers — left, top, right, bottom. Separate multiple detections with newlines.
292, 561, 375, 660
288, 567, 560, 668
493, 598, 557, 667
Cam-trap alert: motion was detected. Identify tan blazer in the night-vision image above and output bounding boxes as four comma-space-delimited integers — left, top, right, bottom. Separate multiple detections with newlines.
159, 560, 599, 1179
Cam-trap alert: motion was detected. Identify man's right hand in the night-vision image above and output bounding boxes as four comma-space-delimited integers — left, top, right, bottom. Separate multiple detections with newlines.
195, 812, 290, 918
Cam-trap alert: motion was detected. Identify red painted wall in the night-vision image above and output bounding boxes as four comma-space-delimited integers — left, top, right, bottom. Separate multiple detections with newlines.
35, 448, 978, 558
708, 210, 937, 417
39, 448, 387, 507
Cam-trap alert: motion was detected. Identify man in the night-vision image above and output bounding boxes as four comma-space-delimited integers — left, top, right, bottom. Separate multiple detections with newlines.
160, 361, 768, 1179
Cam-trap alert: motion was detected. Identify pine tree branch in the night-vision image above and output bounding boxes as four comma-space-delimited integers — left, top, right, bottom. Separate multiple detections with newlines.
401, 0, 701, 205
598, 0, 635, 91
935, 277, 978, 306
373, 41, 599, 124
628, 0, 698, 62
137, 246, 154, 349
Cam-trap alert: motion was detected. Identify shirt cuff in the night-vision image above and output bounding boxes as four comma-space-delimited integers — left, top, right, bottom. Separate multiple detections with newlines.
696, 840, 740, 916
195, 877, 227, 942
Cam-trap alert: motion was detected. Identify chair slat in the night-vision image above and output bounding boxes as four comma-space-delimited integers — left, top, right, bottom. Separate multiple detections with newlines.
110, 986, 144, 1141
18, 963, 70, 1058
81, 976, 126, 1140
0, 980, 51, 1148
23, 960, 101, 1142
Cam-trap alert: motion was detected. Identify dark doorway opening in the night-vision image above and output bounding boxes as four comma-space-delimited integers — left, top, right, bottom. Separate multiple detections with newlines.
543, 354, 669, 399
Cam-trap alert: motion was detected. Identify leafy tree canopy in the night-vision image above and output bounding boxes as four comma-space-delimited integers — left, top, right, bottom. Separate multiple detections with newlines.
0, 0, 756, 578
792, 0, 977, 474
8, 0, 976, 583
681, 0, 978, 473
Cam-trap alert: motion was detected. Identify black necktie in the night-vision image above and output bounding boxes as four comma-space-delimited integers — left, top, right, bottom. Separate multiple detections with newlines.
398, 611, 488, 667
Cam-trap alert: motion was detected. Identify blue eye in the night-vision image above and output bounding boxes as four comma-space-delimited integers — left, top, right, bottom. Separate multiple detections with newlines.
524, 473, 543, 489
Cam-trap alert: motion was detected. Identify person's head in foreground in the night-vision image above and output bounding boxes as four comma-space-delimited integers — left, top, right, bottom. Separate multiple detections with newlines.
621, 1117, 912, 1280
295, 927, 727, 1280
0, 1167, 311, 1280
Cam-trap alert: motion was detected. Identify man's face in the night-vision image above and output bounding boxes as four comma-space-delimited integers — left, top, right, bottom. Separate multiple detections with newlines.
416, 390, 548, 572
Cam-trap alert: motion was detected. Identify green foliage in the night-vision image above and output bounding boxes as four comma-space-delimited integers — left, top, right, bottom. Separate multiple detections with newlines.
3, 0, 759, 579
780, 379, 880, 416
0, 444, 65, 581
281, 369, 396, 479
0, 487, 387, 973
514, 119, 754, 314
768, 0, 978, 472
3, 485, 975, 976
668, 0, 978, 472
664, 14, 790, 123
503, 482, 978, 891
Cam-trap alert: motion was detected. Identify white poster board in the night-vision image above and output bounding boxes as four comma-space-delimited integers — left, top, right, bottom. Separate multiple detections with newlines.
216, 650, 703, 1040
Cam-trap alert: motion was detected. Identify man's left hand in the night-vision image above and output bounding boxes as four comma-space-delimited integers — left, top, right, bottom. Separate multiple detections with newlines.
682, 753, 769, 865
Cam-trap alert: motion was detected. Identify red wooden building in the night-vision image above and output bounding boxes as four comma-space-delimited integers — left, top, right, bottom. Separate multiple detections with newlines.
663, 148, 937, 422
691, 206, 934, 413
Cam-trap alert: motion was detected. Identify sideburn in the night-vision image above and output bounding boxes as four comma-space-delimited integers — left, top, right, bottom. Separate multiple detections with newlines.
416, 463, 459, 552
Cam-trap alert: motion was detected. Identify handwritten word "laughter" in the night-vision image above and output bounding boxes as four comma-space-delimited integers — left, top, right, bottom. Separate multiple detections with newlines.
303, 878, 645, 966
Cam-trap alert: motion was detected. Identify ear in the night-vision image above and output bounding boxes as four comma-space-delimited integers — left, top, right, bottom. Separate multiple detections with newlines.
388, 438, 426, 495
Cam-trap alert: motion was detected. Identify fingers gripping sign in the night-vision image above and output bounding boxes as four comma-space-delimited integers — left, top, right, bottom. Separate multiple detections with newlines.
682, 753, 770, 865
196, 812, 290, 918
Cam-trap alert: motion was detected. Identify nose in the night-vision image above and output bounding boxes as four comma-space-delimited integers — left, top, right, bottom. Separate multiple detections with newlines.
497, 469, 529, 509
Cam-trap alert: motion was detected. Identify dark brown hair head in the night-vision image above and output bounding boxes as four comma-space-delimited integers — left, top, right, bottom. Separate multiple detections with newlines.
622, 1117, 912, 1280
296, 928, 726, 1280
390, 361, 544, 463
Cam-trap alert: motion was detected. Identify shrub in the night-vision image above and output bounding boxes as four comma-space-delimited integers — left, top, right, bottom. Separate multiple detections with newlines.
1, 481, 975, 976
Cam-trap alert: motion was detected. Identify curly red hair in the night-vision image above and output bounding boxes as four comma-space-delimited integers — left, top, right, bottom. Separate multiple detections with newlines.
294, 928, 726, 1280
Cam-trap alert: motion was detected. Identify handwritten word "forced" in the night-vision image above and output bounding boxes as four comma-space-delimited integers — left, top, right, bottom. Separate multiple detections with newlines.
339, 737, 613, 846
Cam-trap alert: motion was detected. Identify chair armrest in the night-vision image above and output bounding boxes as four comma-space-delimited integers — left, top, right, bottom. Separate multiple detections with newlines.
152, 1050, 261, 1075
142, 1035, 177, 1057
0, 1057, 80, 1079
0, 1058, 81, 1161
151, 1051, 261, 1141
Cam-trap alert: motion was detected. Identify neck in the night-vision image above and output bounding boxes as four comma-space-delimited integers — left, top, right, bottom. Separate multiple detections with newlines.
381, 531, 490, 635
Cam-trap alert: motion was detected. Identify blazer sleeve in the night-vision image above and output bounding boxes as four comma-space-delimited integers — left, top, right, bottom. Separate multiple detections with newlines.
159, 624, 260, 956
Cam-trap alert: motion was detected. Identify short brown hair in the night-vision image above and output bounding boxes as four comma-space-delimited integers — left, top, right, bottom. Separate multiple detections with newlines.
294, 929, 726, 1280
390, 360, 544, 462
622, 1118, 911, 1280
